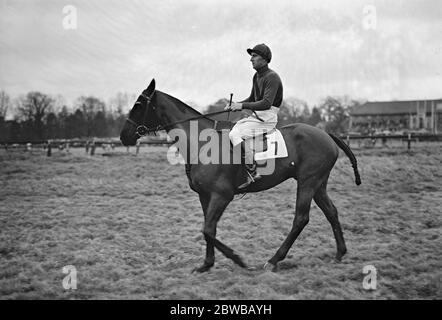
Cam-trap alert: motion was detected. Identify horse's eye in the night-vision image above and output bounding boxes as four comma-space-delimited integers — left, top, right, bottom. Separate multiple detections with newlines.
133, 103, 141, 111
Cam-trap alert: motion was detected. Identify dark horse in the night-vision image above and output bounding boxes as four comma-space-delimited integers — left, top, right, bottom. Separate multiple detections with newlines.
120, 79, 361, 272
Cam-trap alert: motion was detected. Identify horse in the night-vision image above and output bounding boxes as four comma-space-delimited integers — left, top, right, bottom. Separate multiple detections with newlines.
120, 79, 361, 273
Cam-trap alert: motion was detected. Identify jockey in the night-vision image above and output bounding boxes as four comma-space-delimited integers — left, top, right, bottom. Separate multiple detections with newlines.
225, 43, 283, 189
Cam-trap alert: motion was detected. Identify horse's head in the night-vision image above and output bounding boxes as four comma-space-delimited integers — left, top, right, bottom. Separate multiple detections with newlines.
120, 79, 161, 146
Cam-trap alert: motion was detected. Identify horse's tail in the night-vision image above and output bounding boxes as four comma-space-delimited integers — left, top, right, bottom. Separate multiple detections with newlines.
328, 133, 361, 186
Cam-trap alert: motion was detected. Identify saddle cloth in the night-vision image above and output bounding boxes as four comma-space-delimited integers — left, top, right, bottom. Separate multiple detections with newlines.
248, 129, 288, 161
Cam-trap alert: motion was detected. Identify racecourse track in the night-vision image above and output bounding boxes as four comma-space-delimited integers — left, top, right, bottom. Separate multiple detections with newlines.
0, 143, 440, 299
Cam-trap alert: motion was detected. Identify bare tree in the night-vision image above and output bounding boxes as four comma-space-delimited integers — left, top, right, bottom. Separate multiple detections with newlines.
17, 92, 54, 139
53, 94, 68, 114
76, 96, 106, 137
0, 90, 10, 120
318, 96, 362, 134
108, 92, 130, 115
278, 97, 309, 126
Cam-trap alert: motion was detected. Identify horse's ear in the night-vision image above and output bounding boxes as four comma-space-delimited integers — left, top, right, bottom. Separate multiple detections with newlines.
145, 79, 156, 95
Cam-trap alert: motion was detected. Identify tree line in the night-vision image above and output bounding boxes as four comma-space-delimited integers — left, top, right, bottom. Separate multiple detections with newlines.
0, 91, 130, 143
0, 90, 362, 143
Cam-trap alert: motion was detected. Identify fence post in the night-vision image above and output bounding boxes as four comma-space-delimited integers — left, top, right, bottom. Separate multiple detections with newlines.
47, 141, 52, 157
136, 140, 140, 155
382, 136, 387, 147
407, 133, 411, 150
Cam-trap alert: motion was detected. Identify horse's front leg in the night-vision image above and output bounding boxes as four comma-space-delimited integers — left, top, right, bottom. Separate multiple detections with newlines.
192, 192, 245, 273
192, 193, 214, 273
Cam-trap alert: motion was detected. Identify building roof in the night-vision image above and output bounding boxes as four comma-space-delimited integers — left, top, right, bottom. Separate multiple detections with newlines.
351, 99, 442, 116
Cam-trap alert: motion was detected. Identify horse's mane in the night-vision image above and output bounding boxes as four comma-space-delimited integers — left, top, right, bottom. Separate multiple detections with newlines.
156, 90, 203, 116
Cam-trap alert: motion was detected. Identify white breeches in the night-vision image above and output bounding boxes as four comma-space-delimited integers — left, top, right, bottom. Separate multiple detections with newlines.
229, 106, 279, 146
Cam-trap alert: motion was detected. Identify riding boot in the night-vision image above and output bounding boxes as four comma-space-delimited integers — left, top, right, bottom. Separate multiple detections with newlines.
238, 142, 261, 189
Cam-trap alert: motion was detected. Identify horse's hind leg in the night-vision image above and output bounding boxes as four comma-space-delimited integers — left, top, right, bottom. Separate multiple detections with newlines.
266, 178, 318, 270
313, 182, 347, 261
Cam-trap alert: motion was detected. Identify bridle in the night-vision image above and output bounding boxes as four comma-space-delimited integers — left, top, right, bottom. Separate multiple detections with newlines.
125, 91, 236, 137
125, 92, 159, 137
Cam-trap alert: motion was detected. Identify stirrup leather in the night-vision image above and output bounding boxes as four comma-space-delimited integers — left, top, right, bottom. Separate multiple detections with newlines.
245, 169, 258, 183
238, 161, 261, 189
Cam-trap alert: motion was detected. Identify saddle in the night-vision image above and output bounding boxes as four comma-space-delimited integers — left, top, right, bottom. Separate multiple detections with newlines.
214, 120, 270, 154
213, 120, 234, 131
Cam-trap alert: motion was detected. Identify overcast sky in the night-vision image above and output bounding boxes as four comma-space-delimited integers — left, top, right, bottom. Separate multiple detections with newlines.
1, 0, 441, 112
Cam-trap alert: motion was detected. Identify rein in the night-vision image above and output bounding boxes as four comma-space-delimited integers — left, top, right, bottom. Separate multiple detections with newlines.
126, 93, 237, 136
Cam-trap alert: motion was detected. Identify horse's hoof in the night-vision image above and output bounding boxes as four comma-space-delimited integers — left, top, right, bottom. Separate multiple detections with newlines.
263, 262, 278, 272
335, 255, 345, 262
335, 250, 346, 262
191, 264, 213, 273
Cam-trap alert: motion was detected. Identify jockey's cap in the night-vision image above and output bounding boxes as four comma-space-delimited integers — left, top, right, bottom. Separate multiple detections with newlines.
247, 43, 272, 63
